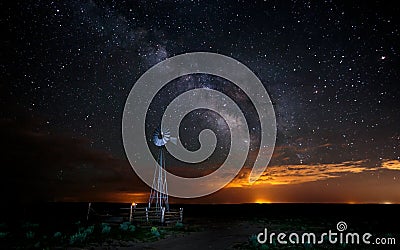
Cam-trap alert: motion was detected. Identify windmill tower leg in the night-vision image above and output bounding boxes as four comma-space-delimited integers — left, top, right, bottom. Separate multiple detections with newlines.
160, 148, 169, 211
148, 147, 169, 212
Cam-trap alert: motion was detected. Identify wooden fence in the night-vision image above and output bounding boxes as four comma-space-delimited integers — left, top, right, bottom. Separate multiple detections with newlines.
127, 205, 183, 224
87, 203, 183, 225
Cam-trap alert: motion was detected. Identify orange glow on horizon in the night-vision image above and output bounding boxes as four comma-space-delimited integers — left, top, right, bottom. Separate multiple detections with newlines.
58, 159, 400, 204
254, 199, 272, 204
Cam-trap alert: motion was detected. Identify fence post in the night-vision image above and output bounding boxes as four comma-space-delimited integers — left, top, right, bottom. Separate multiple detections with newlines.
145, 207, 149, 222
161, 207, 165, 223
86, 202, 91, 221
129, 204, 133, 223
179, 207, 183, 222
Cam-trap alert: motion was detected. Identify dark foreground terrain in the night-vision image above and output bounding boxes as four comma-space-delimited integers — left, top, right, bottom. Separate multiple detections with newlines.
0, 203, 399, 249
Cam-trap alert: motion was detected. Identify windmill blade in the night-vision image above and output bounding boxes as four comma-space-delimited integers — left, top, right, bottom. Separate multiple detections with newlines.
152, 127, 176, 146
152, 128, 165, 146
154, 138, 164, 147
169, 137, 177, 145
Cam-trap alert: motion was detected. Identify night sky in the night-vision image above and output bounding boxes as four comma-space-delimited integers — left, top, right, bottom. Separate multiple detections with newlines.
1, 0, 399, 203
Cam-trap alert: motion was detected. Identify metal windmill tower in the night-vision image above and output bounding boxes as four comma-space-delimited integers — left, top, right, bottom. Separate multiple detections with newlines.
148, 127, 176, 212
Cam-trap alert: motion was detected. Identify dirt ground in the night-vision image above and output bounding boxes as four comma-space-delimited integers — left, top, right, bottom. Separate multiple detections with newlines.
119, 221, 261, 250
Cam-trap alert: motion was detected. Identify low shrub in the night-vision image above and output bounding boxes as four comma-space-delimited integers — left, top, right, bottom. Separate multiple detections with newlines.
53, 231, 62, 238
0, 232, 8, 239
249, 234, 259, 248
151, 226, 160, 238
26, 231, 35, 239
120, 222, 135, 232
69, 225, 94, 245
101, 223, 111, 234
69, 231, 87, 245
175, 222, 184, 229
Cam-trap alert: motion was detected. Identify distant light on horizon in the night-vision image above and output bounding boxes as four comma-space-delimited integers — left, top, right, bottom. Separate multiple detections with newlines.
255, 199, 272, 204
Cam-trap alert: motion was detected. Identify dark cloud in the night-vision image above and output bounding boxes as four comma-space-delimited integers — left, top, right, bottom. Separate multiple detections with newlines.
0, 108, 147, 203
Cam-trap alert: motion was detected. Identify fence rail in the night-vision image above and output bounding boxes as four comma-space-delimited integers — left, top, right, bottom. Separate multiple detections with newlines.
130, 205, 183, 224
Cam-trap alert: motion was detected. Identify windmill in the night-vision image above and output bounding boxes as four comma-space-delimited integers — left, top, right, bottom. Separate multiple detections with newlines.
148, 127, 176, 212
